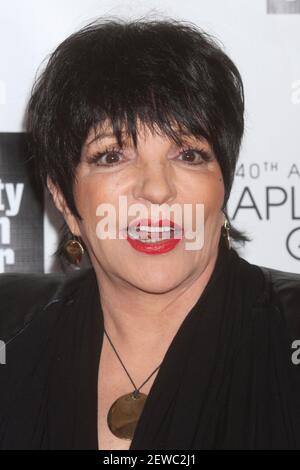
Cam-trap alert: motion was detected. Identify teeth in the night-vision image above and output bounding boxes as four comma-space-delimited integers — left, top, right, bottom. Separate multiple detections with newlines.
127, 225, 182, 243
127, 228, 141, 240
138, 225, 174, 233
134, 237, 164, 244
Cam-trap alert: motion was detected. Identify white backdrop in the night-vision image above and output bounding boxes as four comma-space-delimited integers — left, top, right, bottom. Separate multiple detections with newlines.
0, 0, 299, 273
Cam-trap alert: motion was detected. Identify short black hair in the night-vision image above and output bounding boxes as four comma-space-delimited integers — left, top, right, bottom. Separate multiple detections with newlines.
26, 16, 251, 261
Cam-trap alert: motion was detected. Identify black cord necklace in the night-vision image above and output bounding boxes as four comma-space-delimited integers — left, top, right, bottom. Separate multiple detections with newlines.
104, 327, 162, 440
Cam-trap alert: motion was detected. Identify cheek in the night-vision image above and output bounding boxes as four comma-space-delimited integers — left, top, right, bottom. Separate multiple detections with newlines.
204, 174, 225, 213
73, 175, 124, 244
73, 178, 111, 226
183, 168, 225, 213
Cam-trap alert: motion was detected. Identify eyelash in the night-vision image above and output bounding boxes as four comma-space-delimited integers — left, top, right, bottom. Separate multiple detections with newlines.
86, 145, 212, 168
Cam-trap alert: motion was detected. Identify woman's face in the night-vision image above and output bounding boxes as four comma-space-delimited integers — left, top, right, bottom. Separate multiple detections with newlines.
49, 120, 225, 294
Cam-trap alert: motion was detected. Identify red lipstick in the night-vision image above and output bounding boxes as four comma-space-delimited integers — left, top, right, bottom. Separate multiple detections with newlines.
126, 218, 183, 255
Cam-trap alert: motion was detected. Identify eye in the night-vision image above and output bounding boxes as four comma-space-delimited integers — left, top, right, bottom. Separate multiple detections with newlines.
86, 145, 213, 168
86, 146, 124, 167
177, 147, 212, 166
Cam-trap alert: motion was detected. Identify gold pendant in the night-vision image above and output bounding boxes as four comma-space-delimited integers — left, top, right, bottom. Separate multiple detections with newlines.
107, 391, 147, 440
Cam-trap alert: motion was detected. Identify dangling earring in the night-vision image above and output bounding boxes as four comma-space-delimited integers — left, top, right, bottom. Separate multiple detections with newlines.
222, 218, 231, 250
63, 235, 85, 265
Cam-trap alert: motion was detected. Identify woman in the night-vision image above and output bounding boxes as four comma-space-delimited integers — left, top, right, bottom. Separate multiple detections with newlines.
0, 17, 300, 450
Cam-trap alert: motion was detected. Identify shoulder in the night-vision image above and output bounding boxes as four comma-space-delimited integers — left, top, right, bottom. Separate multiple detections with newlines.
257, 264, 300, 337
260, 264, 300, 289
0, 268, 95, 343
258, 264, 300, 307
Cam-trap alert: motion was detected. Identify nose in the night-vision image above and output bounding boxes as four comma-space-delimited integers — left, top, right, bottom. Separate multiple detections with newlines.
132, 159, 177, 205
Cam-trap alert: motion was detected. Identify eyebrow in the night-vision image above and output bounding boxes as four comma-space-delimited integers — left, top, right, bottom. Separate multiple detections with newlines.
86, 129, 206, 147
87, 131, 128, 147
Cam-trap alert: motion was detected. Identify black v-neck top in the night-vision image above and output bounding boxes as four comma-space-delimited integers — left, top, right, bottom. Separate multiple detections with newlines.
1, 235, 300, 449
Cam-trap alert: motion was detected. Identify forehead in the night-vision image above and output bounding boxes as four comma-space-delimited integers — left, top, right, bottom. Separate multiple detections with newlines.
85, 119, 208, 149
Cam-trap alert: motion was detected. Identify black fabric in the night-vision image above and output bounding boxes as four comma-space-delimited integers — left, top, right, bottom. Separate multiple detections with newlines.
1, 235, 300, 449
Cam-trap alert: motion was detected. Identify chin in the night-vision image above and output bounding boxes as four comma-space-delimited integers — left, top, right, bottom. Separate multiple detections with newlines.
131, 275, 182, 295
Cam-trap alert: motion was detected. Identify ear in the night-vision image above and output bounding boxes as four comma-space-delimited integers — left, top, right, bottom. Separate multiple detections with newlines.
47, 176, 81, 237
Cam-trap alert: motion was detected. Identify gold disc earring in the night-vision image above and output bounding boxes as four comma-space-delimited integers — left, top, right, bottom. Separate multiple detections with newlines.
223, 218, 231, 250
63, 236, 85, 265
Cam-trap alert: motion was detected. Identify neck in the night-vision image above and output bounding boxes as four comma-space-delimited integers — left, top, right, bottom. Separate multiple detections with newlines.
93, 250, 219, 357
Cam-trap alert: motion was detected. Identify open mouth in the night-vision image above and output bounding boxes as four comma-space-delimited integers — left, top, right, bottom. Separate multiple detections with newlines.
126, 219, 183, 243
